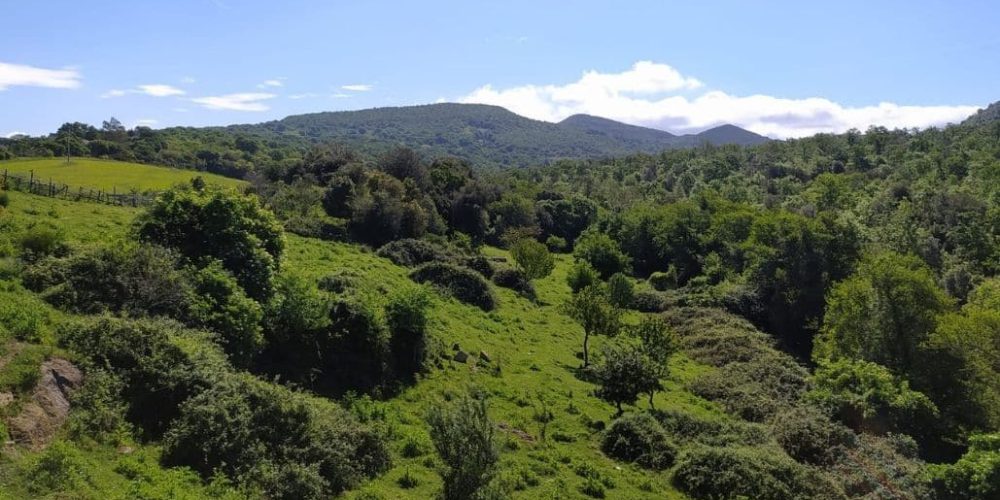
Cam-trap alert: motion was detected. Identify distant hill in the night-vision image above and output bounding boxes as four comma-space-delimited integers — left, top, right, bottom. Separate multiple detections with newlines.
210, 103, 768, 168
962, 101, 1000, 126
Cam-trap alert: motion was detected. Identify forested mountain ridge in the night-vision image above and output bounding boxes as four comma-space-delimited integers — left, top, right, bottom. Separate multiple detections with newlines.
962, 100, 1000, 126
0, 103, 767, 174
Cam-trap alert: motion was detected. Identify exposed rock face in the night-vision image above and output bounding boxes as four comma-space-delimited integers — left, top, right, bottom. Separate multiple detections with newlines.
7, 358, 83, 449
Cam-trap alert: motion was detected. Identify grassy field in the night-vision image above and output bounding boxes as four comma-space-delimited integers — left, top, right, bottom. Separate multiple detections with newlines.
0, 158, 245, 192
0, 190, 735, 499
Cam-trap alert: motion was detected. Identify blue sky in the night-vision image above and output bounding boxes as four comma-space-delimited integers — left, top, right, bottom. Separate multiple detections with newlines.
2, 0, 998, 138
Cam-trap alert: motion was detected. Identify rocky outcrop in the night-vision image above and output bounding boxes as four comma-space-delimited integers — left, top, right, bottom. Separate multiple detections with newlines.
7, 358, 83, 449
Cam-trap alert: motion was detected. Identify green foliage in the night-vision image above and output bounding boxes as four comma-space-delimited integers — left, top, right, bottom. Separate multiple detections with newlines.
0, 284, 53, 342
184, 261, 264, 367
66, 368, 131, 444
769, 406, 856, 466
427, 395, 500, 500
627, 317, 677, 369
544, 235, 567, 252
410, 262, 496, 311
18, 223, 67, 258
606, 273, 634, 308
385, 286, 432, 379
23, 441, 89, 495
593, 342, 662, 414
566, 260, 599, 294
806, 359, 939, 438
562, 285, 622, 367
509, 238, 554, 280
647, 270, 675, 291
930, 433, 1000, 500
815, 251, 953, 375
601, 413, 677, 470
135, 185, 284, 301
671, 445, 833, 500
491, 266, 536, 300
572, 232, 630, 279
162, 372, 391, 499
377, 238, 459, 267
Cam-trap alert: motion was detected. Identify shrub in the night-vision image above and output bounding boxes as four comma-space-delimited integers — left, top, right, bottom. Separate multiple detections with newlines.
654, 409, 770, 447
648, 270, 676, 291
689, 352, 809, 422
377, 238, 457, 267
0, 190, 9, 208
545, 235, 567, 253
566, 260, 599, 294
929, 433, 1000, 500
806, 358, 939, 438
135, 186, 285, 301
601, 413, 677, 470
606, 273, 634, 308
572, 232, 630, 279
19, 224, 67, 258
462, 254, 495, 279
769, 406, 856, 466
283, 215, 348, 241
0, 287, 51, 342
385, 286, 432, 380
183, 261, 264, 367
672, 446, 832, 500
491, 266, 536, 300
562, 285, 622, 367
630, 290, 667, 312
427, 395, 499, 500
509, 238, 554, 280
410, 263, 496, 311
60, 316, 231, 436
162, 373, 391, 499
67, 368, 131, 444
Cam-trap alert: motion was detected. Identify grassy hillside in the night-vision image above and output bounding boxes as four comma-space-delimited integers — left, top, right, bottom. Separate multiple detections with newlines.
0, 158, 245, 192
0, 190, 728, 499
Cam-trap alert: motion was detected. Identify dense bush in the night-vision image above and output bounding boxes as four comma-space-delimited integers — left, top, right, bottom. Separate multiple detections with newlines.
672, 446, 835, 500
60, 316, 231, 436
491, 266, 536, 300
930, 433, 1000, 500
18, 224, 67, 259
770, 406, 856, 466
377, 238, 458, 267
630, 289, 667, 312
601, 413, 676, 470
162, 373, 391, 499
648, 270, 676, 291
410, 262, 496, 311
183, 261, 264, 367
654, 409, 770, 447
135, 185, 285, 301
545, 235, 567, 253
509, 238, 554, 280
24, 244, 190, 317
385, 286, 432, 381
572, 232, 630, 279
689, 352, 809, 422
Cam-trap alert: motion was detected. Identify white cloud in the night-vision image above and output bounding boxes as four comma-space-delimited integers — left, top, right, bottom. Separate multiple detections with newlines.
289, 93, 319, 99
102, 84, 185, 98
459, 61, 978, 138
3, 131, 27, 138
0, 61, 81, 91
134, 119, 158, 127
258, 78, 285, 89
331, 93, 352, 98
191, 92, 276, 111
137, 84, 185, 97
180, 76, 196, 84
341, 84, 372, 92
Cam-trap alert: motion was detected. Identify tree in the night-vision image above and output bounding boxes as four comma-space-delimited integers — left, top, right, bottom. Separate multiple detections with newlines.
427, 395, 499, 500
813, 251, 952, 375
562, 285, 622, 367
573, 232, 630, 279
594, 341, 661, 415
607, 273, 634, 308
566, 260, 599, 294
509, 238, 554, 281
134, 186, 285, 301
628, 317, 677, 374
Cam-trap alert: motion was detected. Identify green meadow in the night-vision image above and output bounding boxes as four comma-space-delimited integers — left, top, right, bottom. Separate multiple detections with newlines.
0, 158, 245, 193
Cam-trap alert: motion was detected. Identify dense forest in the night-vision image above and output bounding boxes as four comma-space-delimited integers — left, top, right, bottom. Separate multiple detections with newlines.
0, 104, 998, 499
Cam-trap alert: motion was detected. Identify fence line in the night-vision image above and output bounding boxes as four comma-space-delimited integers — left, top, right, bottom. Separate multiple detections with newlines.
0, 169, 156, 207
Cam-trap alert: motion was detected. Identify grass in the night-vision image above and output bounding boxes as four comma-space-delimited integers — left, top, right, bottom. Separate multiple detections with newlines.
0, 158, 245, 192
0, 190, 738, 499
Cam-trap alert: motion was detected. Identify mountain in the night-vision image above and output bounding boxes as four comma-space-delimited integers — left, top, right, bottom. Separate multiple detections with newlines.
962, 101, 1000, 126
212, 103, 767, 168
690, 124, 770, 146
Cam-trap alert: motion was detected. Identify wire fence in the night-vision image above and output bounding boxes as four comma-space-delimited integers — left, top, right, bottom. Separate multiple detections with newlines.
0, 169, 158, 207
